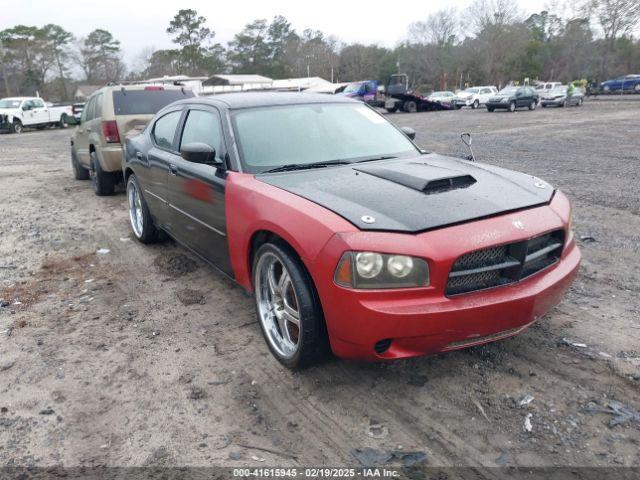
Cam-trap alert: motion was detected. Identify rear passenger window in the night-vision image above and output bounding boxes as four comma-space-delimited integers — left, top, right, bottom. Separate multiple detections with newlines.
94, 93, 103, 118
180, 109, 224, 158
152, 110, 182, 150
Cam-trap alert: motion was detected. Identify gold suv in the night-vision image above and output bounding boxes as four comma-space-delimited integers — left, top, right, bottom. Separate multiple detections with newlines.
70, 84, 195, 195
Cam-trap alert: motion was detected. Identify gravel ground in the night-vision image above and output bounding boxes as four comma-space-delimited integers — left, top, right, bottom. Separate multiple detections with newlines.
0, 95, 639, 475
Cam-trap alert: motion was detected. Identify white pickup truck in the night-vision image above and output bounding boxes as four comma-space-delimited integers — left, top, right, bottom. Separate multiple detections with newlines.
0, 97, 73, 133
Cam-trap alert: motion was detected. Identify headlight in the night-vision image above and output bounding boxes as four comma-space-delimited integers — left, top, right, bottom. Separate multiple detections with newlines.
355, 252, 383, 278
334, 251, 429, 289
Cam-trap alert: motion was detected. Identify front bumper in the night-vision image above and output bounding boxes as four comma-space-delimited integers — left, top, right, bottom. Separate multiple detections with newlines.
486, 101, 510, 109
541, 99, 564, 106
311, 192, 580, 361
455, 98, 473, 107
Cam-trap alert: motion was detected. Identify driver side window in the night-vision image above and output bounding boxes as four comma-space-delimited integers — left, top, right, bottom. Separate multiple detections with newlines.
179, 109, 224, 160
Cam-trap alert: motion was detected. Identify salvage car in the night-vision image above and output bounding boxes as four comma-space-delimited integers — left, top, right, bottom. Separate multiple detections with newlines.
123, 92, 580, 368
599, 74, 640, 93
427, 91, 457, 109
71, 84, 194, 196
486, 86, 538, 112
540, 86, 584, 107
454, 86, 498, 109
0, 96, 73, 133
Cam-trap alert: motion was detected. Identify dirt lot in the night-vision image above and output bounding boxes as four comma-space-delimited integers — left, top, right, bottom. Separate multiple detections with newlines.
1, 96, 639, 475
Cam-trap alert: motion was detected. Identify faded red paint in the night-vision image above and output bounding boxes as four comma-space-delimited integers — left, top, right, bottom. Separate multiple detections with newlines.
224, 173, 581, 361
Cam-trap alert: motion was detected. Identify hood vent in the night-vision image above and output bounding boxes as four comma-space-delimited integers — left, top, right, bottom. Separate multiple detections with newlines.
354, 163, 476, 195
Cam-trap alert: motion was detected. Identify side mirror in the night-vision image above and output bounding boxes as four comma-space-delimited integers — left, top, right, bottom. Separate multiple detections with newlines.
400, 126, 416, 140
180, 142, 223, 167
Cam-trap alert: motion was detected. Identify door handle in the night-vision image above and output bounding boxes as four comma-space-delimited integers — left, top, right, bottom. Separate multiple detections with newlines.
169, 164, 178, 175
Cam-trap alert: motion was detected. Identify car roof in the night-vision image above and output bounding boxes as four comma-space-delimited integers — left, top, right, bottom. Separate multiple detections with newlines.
177, 91, 356, 110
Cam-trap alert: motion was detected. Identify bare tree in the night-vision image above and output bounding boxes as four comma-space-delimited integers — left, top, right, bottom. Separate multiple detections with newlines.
467, 0, 523, 33
408, 8, 460, 46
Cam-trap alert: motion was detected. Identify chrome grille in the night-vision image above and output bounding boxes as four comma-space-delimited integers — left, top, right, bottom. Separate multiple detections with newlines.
446, 230, 565, 296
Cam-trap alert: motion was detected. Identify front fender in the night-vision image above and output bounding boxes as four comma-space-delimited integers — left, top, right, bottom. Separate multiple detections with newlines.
225, 172, 357, 291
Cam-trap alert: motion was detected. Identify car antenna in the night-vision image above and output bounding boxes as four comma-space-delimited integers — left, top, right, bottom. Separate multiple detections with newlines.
461, 132, 475, 161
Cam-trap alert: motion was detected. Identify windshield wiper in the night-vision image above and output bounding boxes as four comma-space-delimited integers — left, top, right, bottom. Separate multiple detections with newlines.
261, 159, 351, 173
353, 155, 397, 163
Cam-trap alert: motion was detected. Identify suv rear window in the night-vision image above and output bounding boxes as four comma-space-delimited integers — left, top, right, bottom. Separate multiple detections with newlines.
112, 89, 194, 115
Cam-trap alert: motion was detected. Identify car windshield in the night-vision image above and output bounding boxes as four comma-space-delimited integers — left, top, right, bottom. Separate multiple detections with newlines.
343, 83, 363, 93
431, 92, 450, 97
550, 86, 567, 93
231, 103, 418, 173
112, 89, 194, 115
0, 99, 22, 108
499, 87, 518, 95
464, 88, 479, 94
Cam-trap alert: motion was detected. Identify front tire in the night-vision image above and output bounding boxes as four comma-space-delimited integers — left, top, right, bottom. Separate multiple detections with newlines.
12, 120, 23, 134
508, 102, 516, 112
126, 174, 158, 243
528, 101, 536, 110
59, 114, 69, 128
472, 99, 479, 109
385, 106, 398, 113
253, 242, 327, 369
71, 148, 90, 180
90, 151, 115, 196
487, 106, 495, 112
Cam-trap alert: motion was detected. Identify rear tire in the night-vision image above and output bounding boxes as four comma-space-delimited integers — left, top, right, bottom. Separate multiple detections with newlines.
90, 151, 115, 196
487, 106, 495, 112
385, 106, 398, 113
528, 101, 536, 110
126, 174, 158, 244
12, 120, 23, 134
59, 114, 69, 128
253, 242, 328, 369
578, 98, 584, 106
71, 148, 90, 180
403, 101, 417, 113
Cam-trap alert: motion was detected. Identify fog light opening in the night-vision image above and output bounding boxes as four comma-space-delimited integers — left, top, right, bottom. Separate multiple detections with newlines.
374, 338, 392, 355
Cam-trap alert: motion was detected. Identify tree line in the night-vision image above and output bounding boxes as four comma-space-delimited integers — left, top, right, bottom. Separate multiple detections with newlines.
1, 0, 639, 101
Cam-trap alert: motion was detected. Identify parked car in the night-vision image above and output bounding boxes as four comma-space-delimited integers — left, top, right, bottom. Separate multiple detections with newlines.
486, 86, 539, 112
122, 92, 580, 368
427, 91, 457, 108
337, 80, 379, 104
0, 96, 73, 133
599, 74, 640, 93
454, 86, 498, 109
71, 102, 85, 123
540, 86, 584, 107
383, 74, 452, 113
71, 84, 195, 196
534, 82, 563, 95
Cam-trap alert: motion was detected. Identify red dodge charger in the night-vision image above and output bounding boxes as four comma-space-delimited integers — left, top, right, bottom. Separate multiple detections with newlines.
119, 92, 581, 368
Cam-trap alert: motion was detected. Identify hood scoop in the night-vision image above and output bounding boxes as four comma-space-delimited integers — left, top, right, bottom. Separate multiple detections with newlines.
354, 162, 476, 195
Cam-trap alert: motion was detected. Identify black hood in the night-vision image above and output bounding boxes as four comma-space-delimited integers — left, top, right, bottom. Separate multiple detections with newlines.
257, 154, 554, 233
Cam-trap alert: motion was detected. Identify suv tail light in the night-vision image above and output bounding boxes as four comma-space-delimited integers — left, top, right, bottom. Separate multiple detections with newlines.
102, 120, 120, 143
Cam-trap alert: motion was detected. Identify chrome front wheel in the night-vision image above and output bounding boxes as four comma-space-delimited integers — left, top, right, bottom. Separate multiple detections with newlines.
255, 252, 301, 359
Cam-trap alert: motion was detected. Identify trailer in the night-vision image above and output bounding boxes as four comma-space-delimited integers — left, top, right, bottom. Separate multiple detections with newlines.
383, 74, 452, 113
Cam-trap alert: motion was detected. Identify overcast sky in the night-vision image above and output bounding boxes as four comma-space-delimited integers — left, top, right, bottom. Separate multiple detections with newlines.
4, 0, 555, 66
